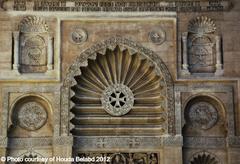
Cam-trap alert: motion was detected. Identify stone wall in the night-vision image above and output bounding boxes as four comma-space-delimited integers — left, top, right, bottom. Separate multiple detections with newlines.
0, 0, 239, 163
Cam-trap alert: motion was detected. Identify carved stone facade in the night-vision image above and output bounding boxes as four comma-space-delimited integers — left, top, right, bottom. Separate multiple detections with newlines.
0, 0, 240, 164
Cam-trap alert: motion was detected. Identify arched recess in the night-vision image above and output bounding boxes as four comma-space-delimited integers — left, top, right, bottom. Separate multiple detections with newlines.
182, 94, 227, 137
8, 94, 53, 138
182, 95, 227, 164
61, 36, 174, 136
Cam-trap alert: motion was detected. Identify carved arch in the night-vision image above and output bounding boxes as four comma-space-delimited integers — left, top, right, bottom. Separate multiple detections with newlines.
182, 94, 227, 136
8, 94, 53, 137
61, 36, 174, 135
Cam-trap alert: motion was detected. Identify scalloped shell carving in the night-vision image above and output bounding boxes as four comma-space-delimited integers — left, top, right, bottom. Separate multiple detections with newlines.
190, 152, 220, 164
20, 15, 49, 33
70, 45, 168, 135
188, 16, 216, 34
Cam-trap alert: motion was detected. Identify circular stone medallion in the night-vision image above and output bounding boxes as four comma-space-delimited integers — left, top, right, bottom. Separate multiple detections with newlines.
71, 28, 88, 44
101, 84, 134, 116
148, 28, 166, 45
18, 102, 47, 131
188, 102, 218, 130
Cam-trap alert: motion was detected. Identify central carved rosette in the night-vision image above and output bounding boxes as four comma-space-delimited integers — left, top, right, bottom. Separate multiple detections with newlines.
101, 84, 134, 116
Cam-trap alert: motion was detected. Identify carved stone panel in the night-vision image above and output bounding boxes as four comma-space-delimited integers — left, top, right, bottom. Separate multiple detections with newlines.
181, 16, 223, 75
13, 15, 54, 73
77, 152, 159, 164
188, 35, 215, 73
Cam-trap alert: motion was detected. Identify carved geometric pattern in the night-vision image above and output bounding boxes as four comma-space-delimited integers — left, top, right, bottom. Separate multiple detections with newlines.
101, 84, 134, 116
62, 36, 174, 135
189, 151, 220, 164
188, 16, 216, 34
77, 152, 159, 164
188, 101, 218, 130
17, 101, 47, 131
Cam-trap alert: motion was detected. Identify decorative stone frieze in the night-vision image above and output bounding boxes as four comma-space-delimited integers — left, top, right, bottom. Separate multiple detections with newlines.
2, 0, 232, 12
77, 152, 159, 164
72, 136, 182, 150
183, 137, 226, 149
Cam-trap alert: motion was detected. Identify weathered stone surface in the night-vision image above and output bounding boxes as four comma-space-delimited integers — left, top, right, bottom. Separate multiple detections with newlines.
0, 0, 239, 163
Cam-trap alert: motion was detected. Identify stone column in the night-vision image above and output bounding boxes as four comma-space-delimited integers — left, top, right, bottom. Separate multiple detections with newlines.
215, 35, 223, 75
47, 35, 53, 70
13, 32, 20, 70
181, 32, 190, 75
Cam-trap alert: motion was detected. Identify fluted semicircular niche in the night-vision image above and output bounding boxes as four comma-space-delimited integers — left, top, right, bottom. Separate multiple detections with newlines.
190, 152, 220, 164
71, 45, 168, 136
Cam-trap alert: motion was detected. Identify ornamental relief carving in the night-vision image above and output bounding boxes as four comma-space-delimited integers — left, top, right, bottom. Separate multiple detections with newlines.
183, 95, 226, 137
17, 102, 48, 131
8, 95, 52, 138
61, 36, 175, 136
77, 152, 159, 164
13, 15, 54, 73
70, 45, 168, 136
189, 151, 220, 164
148, 28, 166, 45
71, 27, 88, 44
181, 16, 223, 75
188, 101, 218, 130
